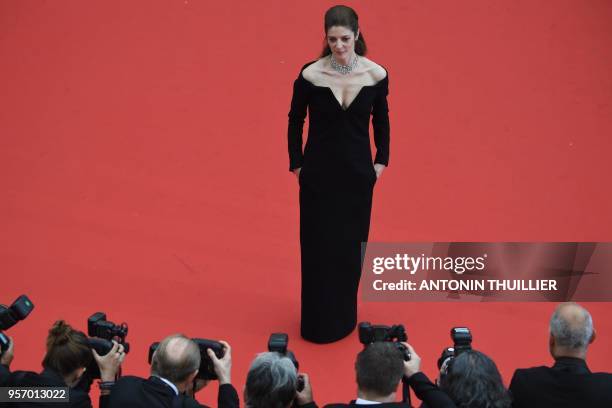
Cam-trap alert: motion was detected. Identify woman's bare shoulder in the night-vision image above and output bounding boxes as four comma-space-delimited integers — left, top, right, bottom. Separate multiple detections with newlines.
360, 57, 388, 82
302, 59, 326, 83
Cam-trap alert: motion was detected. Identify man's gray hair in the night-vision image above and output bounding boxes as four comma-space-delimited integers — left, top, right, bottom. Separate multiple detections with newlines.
549, 302, 594, 350
151, 334, 200, 384
245, 352, 297, 408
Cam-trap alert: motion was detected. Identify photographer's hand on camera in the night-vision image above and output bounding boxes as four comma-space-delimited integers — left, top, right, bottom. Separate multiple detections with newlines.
295, 373, 315, 406
207, 340, 232, 385
402, 343, 421, 378
0, 336, 14, 367
93, 340, 126, 384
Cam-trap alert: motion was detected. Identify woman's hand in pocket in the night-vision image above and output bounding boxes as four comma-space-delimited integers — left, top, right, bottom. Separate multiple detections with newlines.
374, 163, 386, 179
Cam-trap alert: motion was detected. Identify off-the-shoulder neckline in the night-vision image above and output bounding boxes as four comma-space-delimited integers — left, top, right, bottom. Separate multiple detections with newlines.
299, 60, 388, 88
298, 61, 388, 111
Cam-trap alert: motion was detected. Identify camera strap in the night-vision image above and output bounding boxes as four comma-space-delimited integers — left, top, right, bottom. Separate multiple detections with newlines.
401, 376, 412, 407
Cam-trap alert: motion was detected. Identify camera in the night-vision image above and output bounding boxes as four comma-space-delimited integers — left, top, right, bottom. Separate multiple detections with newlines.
437, 327, 472, 370
267, 333, 304, 392
358, 322, 410, 361
86, 312, 130, 379
88, 312, 129, 351
148, 338, 225, 381
0, 295, 34, 355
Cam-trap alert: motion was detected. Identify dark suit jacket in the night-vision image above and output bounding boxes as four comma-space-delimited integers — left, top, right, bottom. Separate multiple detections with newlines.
325, 372, 456, 408
107, 375, 239, 408
510, 357, 612, 408
0, 365, 102, 408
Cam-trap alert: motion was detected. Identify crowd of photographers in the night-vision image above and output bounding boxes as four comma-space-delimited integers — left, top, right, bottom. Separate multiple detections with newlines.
1, 297, 611, 408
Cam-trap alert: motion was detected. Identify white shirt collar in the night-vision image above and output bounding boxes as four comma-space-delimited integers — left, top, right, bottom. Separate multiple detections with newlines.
355, 398, 382, 405
155, 376, 179, 396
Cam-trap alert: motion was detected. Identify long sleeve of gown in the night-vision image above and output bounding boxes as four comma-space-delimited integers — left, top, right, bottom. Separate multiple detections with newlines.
371, 75, 390, 166
287, 72, 309, 171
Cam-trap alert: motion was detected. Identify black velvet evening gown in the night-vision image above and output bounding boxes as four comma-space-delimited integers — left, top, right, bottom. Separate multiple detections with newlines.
287, 61, 390, 343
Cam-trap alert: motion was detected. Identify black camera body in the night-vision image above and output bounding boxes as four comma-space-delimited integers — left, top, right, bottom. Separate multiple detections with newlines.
358, 322, 410, 361
148, 338, 225, 381
359, 322, 407, 343
437, 327, 473, 370
0, 295, 34, 355
86, 312, 130, 379
88, 312, 129, 352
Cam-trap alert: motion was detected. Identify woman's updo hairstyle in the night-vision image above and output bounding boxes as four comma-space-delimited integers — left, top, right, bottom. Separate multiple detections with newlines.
321, 5, 367, 57
42, 320, 92, 377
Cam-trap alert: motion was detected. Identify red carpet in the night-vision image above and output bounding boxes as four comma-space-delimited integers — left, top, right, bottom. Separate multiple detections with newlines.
1, 0, 611, 405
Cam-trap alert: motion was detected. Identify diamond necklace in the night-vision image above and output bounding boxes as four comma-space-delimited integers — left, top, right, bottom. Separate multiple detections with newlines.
330, 54, 358, 75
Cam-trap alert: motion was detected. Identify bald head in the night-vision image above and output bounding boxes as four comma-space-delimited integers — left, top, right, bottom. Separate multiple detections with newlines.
550, 303, 594, 353
151, 334, 200, 384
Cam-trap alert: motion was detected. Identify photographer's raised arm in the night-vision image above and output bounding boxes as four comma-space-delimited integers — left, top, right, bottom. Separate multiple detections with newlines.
402, 343, 457, 408
207, 340, 239, 408
93, 340, 126, 384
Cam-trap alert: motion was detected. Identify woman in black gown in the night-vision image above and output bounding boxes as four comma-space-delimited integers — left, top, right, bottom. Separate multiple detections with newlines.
288, 5, 390, 343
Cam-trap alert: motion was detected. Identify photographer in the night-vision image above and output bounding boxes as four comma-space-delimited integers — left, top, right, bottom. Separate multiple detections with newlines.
435, 350, 510, 408
108, 334, 238, 408
0, 320, 124, 408
509, 302, 612, 407
324, 342, 455, 407
244, 352, 316, 408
